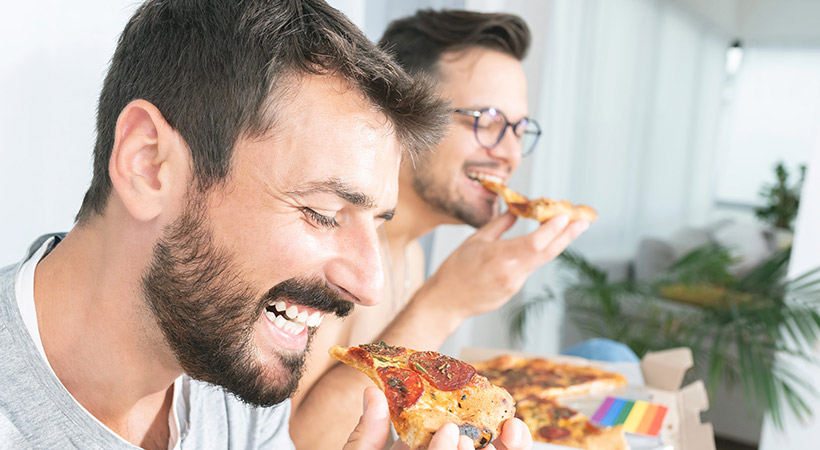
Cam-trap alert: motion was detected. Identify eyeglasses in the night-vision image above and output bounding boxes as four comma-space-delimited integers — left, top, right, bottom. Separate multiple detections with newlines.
454, 107, 542, 157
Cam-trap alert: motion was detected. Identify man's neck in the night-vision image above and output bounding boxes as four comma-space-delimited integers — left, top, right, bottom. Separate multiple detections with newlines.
33, 221, 180, 446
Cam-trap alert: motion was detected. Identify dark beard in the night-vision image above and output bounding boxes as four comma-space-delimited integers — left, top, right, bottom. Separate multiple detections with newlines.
411, 160, 496, 228
141, 197, 353, 407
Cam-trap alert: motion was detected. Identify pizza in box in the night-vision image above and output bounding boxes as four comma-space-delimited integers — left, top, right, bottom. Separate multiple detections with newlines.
472, 355, 629, 450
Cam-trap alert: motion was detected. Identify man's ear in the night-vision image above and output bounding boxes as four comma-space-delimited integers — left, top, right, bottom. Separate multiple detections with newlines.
108, 100, 190, 222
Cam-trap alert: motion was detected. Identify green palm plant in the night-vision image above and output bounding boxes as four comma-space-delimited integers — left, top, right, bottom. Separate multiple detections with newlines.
510, 245, 820, 429
755, 161, 805, 230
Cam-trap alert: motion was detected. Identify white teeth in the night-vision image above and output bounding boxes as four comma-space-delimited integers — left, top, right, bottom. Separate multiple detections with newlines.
268, 301, 319, 332
316, 314, 324, 326
467, 172, 503, 184
283, 320, 305, 334
285, 305, 299, 319
297, 310, 309, 323
306, 312, 322, 327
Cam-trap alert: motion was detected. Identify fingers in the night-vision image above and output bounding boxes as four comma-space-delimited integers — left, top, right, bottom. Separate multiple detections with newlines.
493, 418, 533, 450
472, 211, 518, 241
424, 423, 477, 450
424, 423, 459, 449
503, 215, 588, 267
342, 387, 391, 450
534, 216, 588, 258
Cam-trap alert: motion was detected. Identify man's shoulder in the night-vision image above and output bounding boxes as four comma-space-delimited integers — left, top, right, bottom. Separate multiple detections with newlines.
179, 376, 294, 449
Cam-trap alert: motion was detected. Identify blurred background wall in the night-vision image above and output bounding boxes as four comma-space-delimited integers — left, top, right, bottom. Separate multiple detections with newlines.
2, 0, 819, 446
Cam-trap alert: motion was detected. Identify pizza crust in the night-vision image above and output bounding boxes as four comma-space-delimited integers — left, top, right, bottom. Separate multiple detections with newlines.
480, 179, 598, 223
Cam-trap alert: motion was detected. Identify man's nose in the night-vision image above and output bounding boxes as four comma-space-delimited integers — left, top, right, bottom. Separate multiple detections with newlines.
487, 129, 523, 167
325, 225, 384, 307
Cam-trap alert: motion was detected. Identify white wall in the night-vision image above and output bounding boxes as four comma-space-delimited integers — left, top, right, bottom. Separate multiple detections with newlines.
715, 48, 820, 207
0, 1, 138, 263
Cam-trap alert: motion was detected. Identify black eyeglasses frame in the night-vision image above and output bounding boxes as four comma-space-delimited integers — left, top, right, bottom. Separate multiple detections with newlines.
454, 107, 541, 157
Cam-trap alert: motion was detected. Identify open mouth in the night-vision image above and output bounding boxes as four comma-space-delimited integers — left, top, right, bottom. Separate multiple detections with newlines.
466, 171, 505, 187
264, 300, 325, 335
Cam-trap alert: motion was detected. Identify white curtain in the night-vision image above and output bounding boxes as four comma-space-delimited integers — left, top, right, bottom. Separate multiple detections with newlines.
414, 0, 731, 357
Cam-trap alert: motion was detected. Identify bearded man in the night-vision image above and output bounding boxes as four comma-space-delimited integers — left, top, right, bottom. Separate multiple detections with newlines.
0, 1, 534, 449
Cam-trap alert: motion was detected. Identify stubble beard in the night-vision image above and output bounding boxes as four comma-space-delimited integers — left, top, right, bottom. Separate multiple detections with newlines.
411, 159, 496, 228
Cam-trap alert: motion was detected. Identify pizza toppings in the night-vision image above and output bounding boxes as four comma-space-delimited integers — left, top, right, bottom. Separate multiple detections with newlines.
538, 425, 571, 440
362, 341, 406, 357
348, 346, 374, 367
409, 351, 476, 391
473, 355, 629, 449
377, 366, 423, 415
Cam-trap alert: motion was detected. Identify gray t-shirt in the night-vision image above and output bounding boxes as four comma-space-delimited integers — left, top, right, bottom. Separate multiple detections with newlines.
0, 234, 295, 449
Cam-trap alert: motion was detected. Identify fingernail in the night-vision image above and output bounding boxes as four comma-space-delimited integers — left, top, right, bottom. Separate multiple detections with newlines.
443, 423, 459, 445
575, 220, 589, 233
508, 420, 522, 443
362, 391, 370, 415
555, 215, 570, 228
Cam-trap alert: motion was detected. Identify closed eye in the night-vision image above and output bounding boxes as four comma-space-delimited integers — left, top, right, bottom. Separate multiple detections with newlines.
300, 207, 339, 229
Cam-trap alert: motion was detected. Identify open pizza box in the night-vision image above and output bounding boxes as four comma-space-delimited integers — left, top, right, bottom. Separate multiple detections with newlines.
460, 347, 715, 450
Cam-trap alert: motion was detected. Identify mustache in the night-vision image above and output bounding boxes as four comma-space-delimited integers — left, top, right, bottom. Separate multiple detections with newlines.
463, 161, 509, 172
263, 278, 354, 318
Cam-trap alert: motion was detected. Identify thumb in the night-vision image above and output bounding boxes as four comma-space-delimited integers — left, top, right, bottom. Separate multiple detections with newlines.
472, 211, 518, 241
343, 387, 392, 450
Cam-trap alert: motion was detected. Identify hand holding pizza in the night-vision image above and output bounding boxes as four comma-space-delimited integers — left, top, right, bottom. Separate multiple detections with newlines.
417, 210, 588, 321
343, 387, 532, 450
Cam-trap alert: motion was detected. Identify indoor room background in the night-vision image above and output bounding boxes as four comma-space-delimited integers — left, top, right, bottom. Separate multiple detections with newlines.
2, 0, 818, 447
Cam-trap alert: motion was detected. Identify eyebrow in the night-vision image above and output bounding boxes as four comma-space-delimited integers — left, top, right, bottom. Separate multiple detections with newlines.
286, 179, 395, 220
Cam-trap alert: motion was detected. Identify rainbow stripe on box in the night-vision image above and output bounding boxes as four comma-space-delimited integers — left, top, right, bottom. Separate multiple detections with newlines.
591, 397, 668, 437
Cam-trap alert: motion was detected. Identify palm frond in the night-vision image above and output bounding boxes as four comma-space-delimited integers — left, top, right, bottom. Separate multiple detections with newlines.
514, 244, 820, 429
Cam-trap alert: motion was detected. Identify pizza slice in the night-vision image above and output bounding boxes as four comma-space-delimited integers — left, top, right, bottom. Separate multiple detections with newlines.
472, 355, 627, 400
330, 342, 515, 449
514, 396, 627, 450
480, 179, 598, 223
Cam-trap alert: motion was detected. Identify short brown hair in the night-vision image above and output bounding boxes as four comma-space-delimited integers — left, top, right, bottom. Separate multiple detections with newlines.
378, 9, 531, 77
76, 0, 450, 223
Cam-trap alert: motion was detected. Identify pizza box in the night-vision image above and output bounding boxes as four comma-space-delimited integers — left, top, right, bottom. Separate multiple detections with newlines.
460, 347, 715, 450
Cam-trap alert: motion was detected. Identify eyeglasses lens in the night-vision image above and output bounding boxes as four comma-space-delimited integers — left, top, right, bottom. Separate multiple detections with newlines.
518, 120, 541, 156
475, 108, 506, 148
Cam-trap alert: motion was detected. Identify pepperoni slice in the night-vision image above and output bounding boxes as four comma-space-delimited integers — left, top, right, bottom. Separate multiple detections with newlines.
361, 341, 406, 357
408, 351, 476, 391
348, 347, 373, 366
377, 366, 423, 416
538, 425, 571, 440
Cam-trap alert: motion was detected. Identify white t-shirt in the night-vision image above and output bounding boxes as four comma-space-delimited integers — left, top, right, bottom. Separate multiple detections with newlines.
0, 234, 293, 449
14, 236, 182, 449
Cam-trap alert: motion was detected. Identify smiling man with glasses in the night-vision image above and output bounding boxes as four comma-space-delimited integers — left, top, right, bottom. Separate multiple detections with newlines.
291, 9, 587, 449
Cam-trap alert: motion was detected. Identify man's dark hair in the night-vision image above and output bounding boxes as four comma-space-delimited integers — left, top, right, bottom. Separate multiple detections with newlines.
378, 9, 531, 78
76, 0, 450, 223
